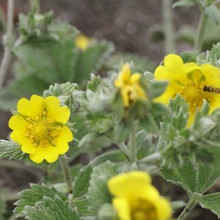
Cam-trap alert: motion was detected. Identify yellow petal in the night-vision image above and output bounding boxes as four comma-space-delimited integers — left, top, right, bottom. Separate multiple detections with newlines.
56, 126, 73, 145
121, 87, 130, 107
8, 115, 27, 130
21, 144, 36, 155
30, 146, 59, 163
130, 74, 141, 84
202, 64, 220, 86
56, 143, 69, 155
75, 34, 91, 50
108, 171, 151, 198
183, 62, 200, 73
208, 94, 220, 113
188, 69, 204, 82
120, 63, 131, 83
113, 197, 131, 220
155, 197, 172, 220
45, 96, 70, 124
164, 54, 183, 71
17, 95, 45, 117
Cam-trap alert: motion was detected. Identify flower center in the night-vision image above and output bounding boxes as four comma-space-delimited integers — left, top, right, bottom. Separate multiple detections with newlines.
132, 198, 157, 220
179, 81, 205, 112
24, 110, 62, 147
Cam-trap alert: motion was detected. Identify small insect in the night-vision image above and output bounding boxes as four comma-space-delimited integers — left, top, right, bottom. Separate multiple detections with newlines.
203, 85, 220, 94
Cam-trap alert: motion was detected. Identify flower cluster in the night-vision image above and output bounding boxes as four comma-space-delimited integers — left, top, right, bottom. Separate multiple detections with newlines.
9, 95, 73, 163
115, 63, 147, 107
154, 54, 220, 124
108, 171, 172, 220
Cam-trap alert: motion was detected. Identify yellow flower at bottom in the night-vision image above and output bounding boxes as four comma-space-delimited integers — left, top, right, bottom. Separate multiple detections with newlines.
154, 54, 220, 125
108, 171, 172, 220
75, 34, 92, 50
8, 95, 73, 163
114, 63, 147, 107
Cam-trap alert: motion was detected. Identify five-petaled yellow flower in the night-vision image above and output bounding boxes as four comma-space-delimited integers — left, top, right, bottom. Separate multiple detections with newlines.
154, 54, 220, 125
8, 95, 73, 163
108, 171, 172, 220
115, 63, 147, 107
75, 34, 92, 50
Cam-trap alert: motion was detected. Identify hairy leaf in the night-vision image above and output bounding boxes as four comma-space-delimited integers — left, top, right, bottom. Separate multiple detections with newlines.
15, 184, 67, 217
24, 196, 80, 220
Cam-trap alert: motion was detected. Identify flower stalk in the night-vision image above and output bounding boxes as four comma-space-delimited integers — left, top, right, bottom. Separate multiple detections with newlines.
128, 122, 137, 162
177, 195, 198, 220
0, 0, 14, 89
140, 152, 161, 163
59, 155, 73, 194
162, 0, 175, 53
194, 10, 207, 51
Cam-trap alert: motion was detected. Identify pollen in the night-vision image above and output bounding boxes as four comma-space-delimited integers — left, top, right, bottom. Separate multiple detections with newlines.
25, 111, 62, 147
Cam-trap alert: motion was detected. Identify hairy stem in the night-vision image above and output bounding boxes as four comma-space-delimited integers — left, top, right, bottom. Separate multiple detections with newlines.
129, 122, 137, 162
162, 0, 175, 53
193, 10, 207, 52
59, 155, 73, 194
140, 152, 161, 163
177, 196, 198, 220
0, 0, 14, 89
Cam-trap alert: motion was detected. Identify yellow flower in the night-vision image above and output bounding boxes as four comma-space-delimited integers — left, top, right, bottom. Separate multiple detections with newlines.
108, 171, 172, 220
75, 34, 92, 50
154, 54, 220, 124
115, 63, 147, 107
8, 95, 73, 163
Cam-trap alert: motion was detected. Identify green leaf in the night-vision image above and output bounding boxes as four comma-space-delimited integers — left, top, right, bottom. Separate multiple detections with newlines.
113, 119, 132, 143
150, 80, 168, 98
72, 198, 91, 216
24, 196, 80, 220
91, 150, 128, 166
13, 37, 76, 84
0, 140, 25, 160
150, 102, 171, 118
205, 5, 220, 25
73, 41, 114, 85
161, 146, 220, 194
87, 161, 117, 215
200, 193, 220, 217
2, 74, 49, 98
173, 0, 196, 7
15, 184, 67, 217
73, 165, 93, 198
139, 114, 158, 133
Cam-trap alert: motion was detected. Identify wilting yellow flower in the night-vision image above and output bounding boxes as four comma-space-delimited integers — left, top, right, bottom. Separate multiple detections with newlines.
154, 54, 220, 124
108, 171, 172, 220
75, 34, 92, 50
115, 63, 147, 107
8, 95, 73, 163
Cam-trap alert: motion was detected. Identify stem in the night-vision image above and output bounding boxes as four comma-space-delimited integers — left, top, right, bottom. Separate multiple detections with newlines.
177, 196, 198, 220
0, 0, 14, 89
0, 5, 6, 30
59, 155, 73, 194
193, 10, 207, 52
162, 0, 175, 53
140, 152, 161, 163
129, 122, 137, 162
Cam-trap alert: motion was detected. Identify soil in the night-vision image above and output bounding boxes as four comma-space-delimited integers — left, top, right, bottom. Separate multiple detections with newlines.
0, 1, 217, 219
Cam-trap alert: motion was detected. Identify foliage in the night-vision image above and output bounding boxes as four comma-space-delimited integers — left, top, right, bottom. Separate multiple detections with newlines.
2, 1, 220, 220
